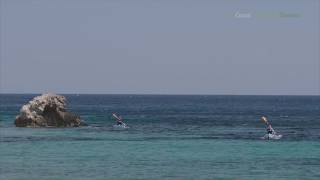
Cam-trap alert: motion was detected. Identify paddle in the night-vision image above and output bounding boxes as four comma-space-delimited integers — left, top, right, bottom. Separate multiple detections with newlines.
261, 116, 268, 124
112, 113, 121, 121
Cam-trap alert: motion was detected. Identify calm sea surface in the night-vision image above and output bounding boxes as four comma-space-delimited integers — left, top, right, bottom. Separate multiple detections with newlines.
1, 94, 320, 180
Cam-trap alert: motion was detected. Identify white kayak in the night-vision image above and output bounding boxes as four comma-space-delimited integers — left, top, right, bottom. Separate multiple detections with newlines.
262, 133, 282, 140
113, 123, 129, 129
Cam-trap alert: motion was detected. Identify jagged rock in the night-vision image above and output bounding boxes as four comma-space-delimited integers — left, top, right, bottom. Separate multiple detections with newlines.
15, 93, 85, 127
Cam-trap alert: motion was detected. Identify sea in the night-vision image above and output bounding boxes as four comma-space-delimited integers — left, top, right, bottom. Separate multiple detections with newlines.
0, 94, 319, 180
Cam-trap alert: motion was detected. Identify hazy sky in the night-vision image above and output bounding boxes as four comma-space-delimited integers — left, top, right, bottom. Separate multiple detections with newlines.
1, 0, 319, 95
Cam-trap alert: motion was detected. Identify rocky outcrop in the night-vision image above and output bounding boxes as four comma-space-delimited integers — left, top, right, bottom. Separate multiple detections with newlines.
15, 93, 85, 127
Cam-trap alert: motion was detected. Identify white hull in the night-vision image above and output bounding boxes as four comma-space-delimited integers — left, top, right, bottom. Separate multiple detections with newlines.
113, 123, 129, 129
262, 133, 282, 140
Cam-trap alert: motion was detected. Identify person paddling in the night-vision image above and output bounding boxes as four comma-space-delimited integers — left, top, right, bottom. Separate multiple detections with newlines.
112, 113, 124, 125
261, 116, 275, 135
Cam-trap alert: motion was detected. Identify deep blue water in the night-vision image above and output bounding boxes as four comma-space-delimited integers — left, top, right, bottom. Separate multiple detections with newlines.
1, 94, 320, 179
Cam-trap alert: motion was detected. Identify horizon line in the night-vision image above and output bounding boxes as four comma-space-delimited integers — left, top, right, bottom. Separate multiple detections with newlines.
0, 92, 319, 96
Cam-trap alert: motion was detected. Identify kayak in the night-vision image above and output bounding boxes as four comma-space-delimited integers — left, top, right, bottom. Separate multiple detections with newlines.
262, 133, 282, 140
113, 123, 129, 129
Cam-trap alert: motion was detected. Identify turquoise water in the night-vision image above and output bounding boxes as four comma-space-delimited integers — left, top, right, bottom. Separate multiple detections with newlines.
1, 95, 320, 179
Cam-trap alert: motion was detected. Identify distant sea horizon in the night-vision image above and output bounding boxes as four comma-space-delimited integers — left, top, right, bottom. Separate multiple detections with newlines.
1, 92, 319, 96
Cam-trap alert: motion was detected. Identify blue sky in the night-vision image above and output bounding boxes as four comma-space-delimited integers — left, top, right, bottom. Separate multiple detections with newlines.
1, 0, 319, 95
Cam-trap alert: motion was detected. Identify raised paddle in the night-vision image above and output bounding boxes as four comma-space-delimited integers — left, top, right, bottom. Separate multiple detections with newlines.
112, 113, 121, 121
261, 116, 268, 124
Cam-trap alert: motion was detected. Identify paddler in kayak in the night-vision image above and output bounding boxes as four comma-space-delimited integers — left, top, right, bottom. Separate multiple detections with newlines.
261, 116, 275, 135
112, 113, 125, 125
